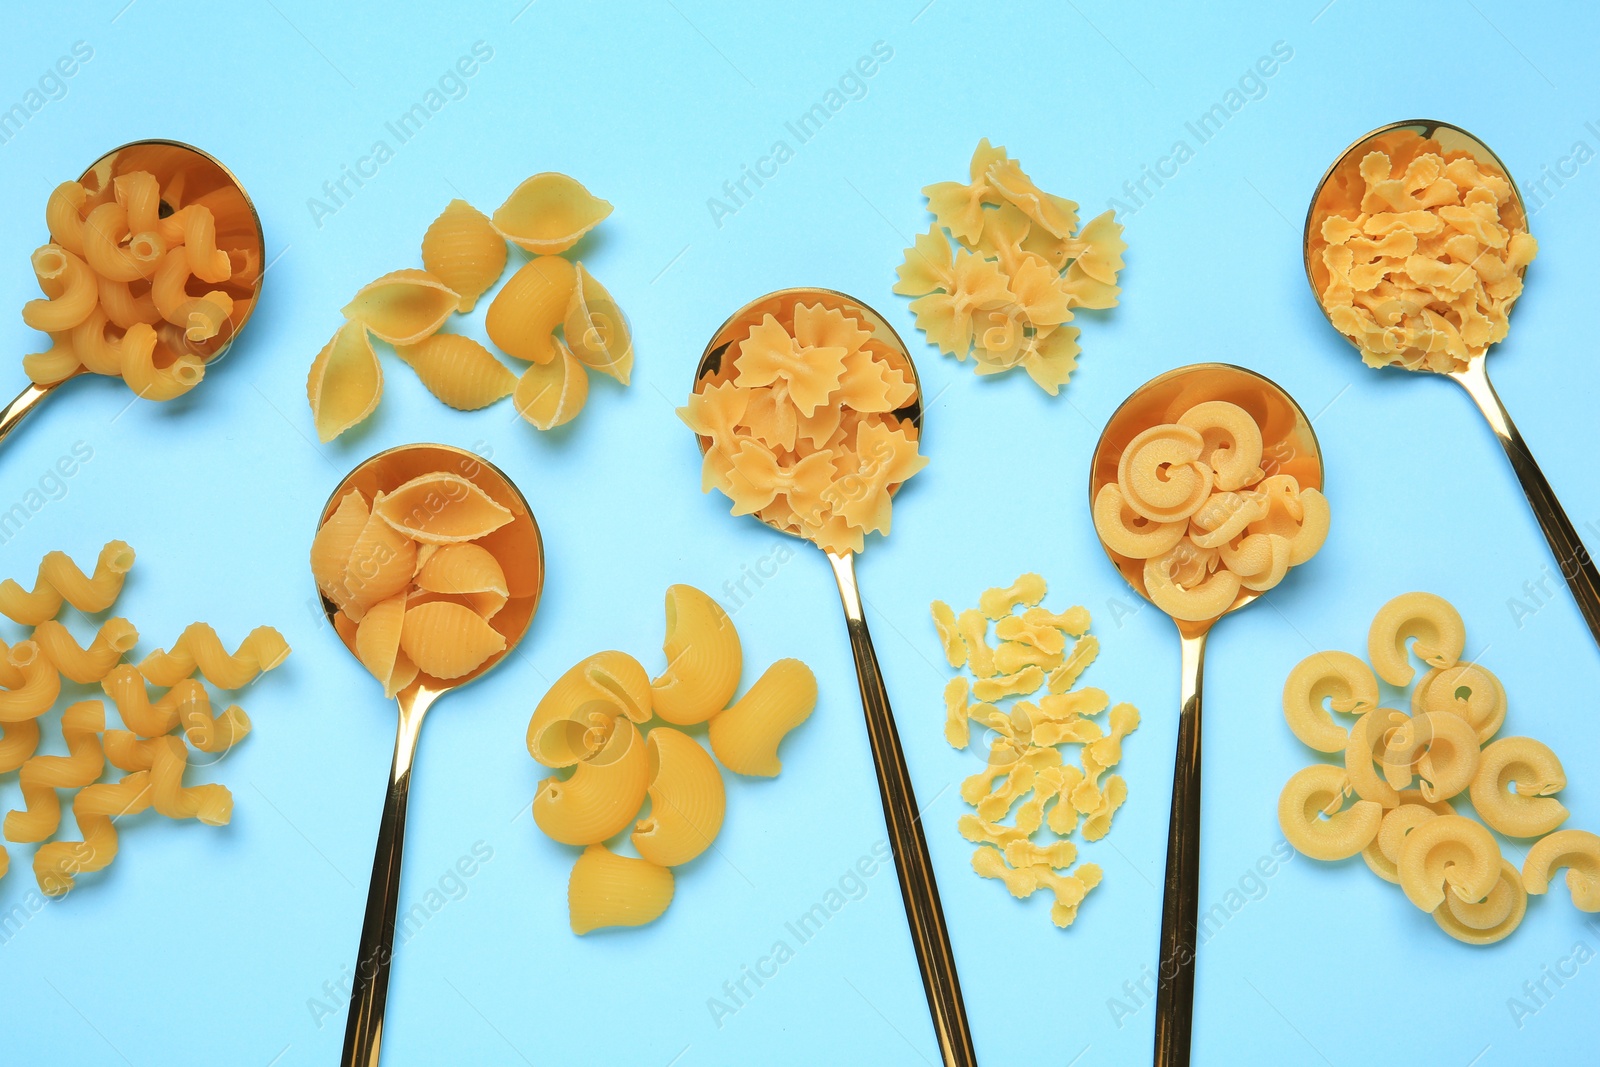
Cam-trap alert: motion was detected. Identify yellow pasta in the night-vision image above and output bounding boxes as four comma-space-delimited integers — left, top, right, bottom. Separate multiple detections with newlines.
0, 720, 40, 774
486, 255, 577, 363
567, 843, 673, 935
307, 321, 384, 442
1367, 591, 1465, 686
399, 601, 505, 679
414, 542, 509, 619
492, 172, 613, 254
23, 332, 81, 385
45, 181, 88, 254
1398, 813, 1502, 912
979, 574, 1048, 619
512, 337, 589, 430
1278, 764, 1383, 861
1363, 803, 1440, 884
931, 600, 965, 668
706, 659, 817, 776
651, 585, 742, 726
355, 595, 411, 699
150, 247, 233, 342
0, 540, 135, 625
1413, 662, 1505, 743
1434, 859, 1526, 944
173, 686, 252, 754
1090, 484, 1187, 561
114, 171, 161, 236
373, 471, 514, 544
1522, 830, 1600, 912
0, 642, 61, 724
311, 489, 371, 602
395, 333, 516, 411
33, 771, 153, 896
30, 617, 137, 685
138, 623, 291, 689
3, 701, 105, 843
341, 269, 458, 346
101, 665, 194, 736
631, 727, 726, 866
1046, 634, 1099, 694
22, 245, 98, 333
943, 677, 971, 749
420, 198, 507, 312
565, 263, 632, 384
118, 322, 206, 402
341, 510, 418, 617
1142, 554, 1241, 623
1469, 736, 1567, 838
533, 717, 649, 845
528, 651, 654, 767
974, 666, 1044, 703
1281, 650, 1378, 753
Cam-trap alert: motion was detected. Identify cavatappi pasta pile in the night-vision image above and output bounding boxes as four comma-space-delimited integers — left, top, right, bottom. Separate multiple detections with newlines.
1308, 129, 1536, 373
932, 573, 1138, 929
0, 541, 289, 895
680, 301, 928, 556
1092, 399, 1329, 621
311, 470, 519, 694
1278, 592, 1600, 944
307, 172, 632, 441
21, 170, 258, 399
894, 139, 1125, 395
526, 585, 816, 934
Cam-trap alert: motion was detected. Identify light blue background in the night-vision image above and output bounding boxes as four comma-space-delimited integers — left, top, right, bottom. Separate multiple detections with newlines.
2, 1, 1598, 1064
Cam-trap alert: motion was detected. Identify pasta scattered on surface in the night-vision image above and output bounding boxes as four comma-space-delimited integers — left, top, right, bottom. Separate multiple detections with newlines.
894, 139, 1124, 394
933, 574, 1137, 929
567, 843, 673, 935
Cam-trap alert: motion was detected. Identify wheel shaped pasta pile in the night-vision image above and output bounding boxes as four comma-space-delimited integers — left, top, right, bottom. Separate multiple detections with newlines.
1092, 399, 1329, 622
525, 585, 817, 934
1277, 591, 1600, 944
1307, 128, 1536, 373
21, 170, 258, 399
311, 470, 523, 692
307, 172, 633, 441
893, 139, 1126, 395
680, 301, 928, 556
932, 573, 1138, 929
0, 541, 289, 896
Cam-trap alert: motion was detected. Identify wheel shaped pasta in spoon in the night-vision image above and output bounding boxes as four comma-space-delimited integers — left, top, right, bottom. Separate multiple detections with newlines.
311, 443, 544, 1067
1088, 363, 1326, 1067
683, 288, 975, 1067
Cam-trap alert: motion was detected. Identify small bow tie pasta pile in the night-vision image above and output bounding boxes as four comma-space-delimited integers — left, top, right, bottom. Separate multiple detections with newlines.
525, 585, 817, 935
0, 541, 289, 896
894, 139, 1126, 395
307, 172, 633, 440
1278, 591, 1600, 944
932, 573, 1140, 929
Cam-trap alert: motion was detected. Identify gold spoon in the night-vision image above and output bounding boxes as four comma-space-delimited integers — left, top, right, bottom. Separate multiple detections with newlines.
319, 443, 545, 1067
694, 288, 976, 1067
1306, 119, 1600, 648
1089, 363, 1323, 1067
0, 139, 266, 446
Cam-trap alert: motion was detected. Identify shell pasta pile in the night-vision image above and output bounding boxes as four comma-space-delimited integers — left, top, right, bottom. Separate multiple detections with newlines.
0, 541, 289, 895
1278, 592, 1600, 944
526, 585, 816, 934
307, 172, 632, 441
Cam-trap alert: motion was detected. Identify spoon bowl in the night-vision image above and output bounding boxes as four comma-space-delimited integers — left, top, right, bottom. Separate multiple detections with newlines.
1089, 362, 1322, 1067
318, 443, 543, 1067
0, 139, 265, 446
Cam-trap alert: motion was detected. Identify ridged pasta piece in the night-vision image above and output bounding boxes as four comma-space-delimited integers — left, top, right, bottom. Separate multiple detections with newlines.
1344, 709, 1403, 807
342, 509, 418, 617
45, 181, 88, 254
307, 321, 384, 442
395, 334, 516, 410
1398, 814, 1501, 911
651, 585, 742, 725
485, 255, 576, 363
80, 202, 148, 282
1363, 803, 1440, 884
973, 666, 1044, 703
1142, 551, 1241, 623
631, 727, 726, 866
1175, 401, 1264, 491
101, 665, 188, 736
118, 322, 205, 402
400, 601, 505, 679
979, 574, 1048, 619
3, 701, 105, 843
1118, 424, 1213, 522
930, 601, 965, 668
1399, 711, 1480, 803
342, 269, 459, 346
373, 472, 514, 544
1091, 484, 1188, 561
173, 685, 252, 753
145, 736, 232, 825
568, 843, 673, 935
492, 173, 612, 254
1470, 736, 1568, 838
1278, 763, 1382, 861
150, 247, 233, 341
114, 171, 161, 236
355, 595, 411, 698
943, 677, 971, 748
414, 543, 508, 619
97, 274, 162, 331
70, 306, 138, 376
138, 623, 291, 689
0, 720, 40, 773
23, 332, 81, 385
533, 717, 649, 844
512, 337, 589, 429
163, 204, 231, 283
31, 617, 138, 684
0, 540, 135, 625
1413, 662, 1506, 743
1281, 650, 1378, 753
311, 489, 371, 602
1433, 859, 1526, 944
0, 642, 61, 724
33, 771, 154, 896
1522, 829, 1600, 911
706, 658, 817, 777
1367, 592, 1465, 686
22, 245, 97, 333
564, 264, 632, 384
1047, 634, 1099, 694
421, 199, 507, 312
528, 651, 653, 767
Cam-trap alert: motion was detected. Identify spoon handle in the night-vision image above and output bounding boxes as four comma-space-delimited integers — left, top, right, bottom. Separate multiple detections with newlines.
0, 382, 56, 448
342, 695, 430, 1067
1154, 629, 1208, 1067
1454, 361, 1600, 648
827, 551, 977, 1067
